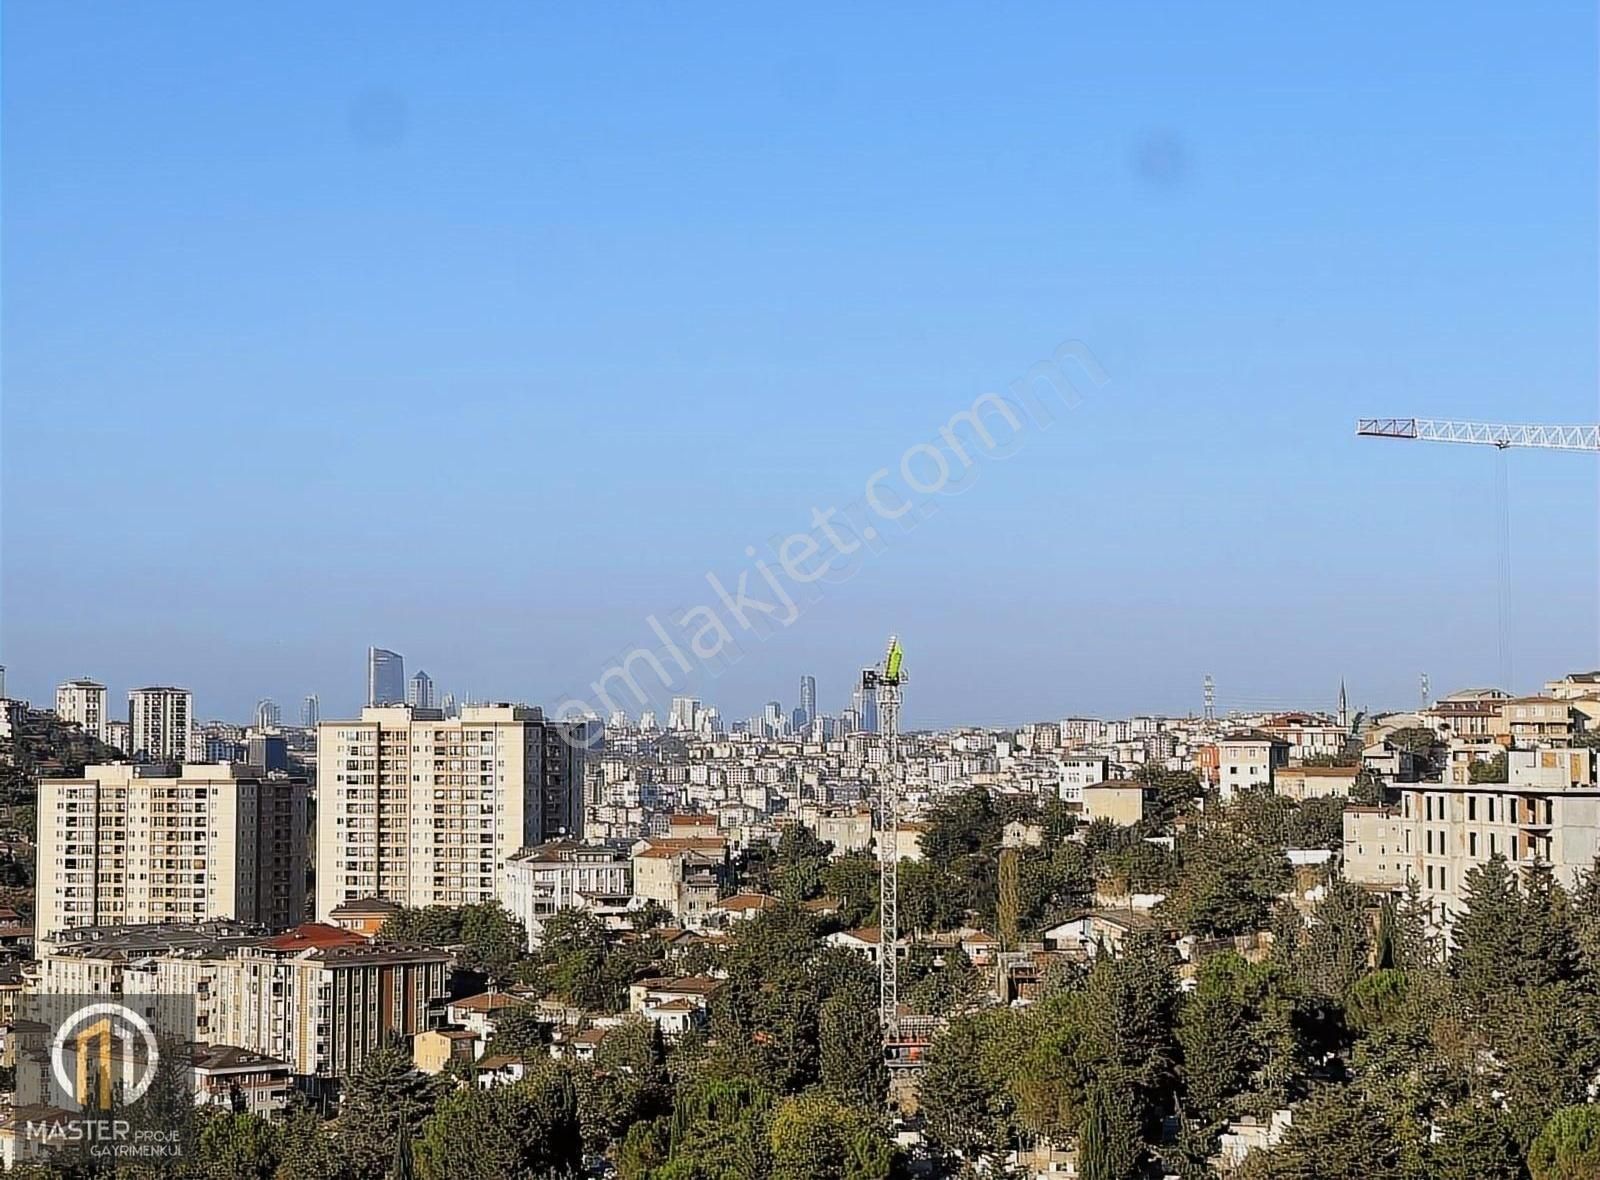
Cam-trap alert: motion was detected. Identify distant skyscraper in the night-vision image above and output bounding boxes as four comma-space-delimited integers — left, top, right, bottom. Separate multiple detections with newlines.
367, 647, 405, 706
852, 684, 879, 733
255, 698, 281, 730
301, 694, 320, 728
668, 697, 702, 732
128, 686, 194, 762
792, 706, 808, 734
439, 691, 458, 718
407, 670, 435, 710
762, 701, 784, 737
0, 665, 7, 699
56, 679, 107, 741
799, 675, 817, 726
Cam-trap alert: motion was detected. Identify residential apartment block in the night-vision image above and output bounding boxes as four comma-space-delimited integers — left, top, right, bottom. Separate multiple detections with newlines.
36, 763, 307, 940
35, 921, 450, 1083
1345, 748, 1600, 922
315, 704, 587, 919
128, 685, 194, 762
54, 679, 107, 742
502, 841, 632, 947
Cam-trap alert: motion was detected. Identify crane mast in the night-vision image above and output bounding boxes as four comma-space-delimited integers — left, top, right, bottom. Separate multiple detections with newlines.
863, 636, 904, 1053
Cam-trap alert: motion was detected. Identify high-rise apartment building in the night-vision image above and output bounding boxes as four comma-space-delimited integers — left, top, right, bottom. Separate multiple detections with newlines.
128, 685, 194, 762
367, 647, 405, 707
406, 670, 435, 710
315, 704, 588, 919
256, 699, 281, 730
56, 679, 107, 741
799, 675, 817, 726
36, 763, 308, 939
301, 695, 320, 728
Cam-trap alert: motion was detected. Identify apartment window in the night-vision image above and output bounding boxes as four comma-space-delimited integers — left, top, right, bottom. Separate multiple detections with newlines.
1426, 865, 1434, 889
1426, 797, 1433, 821
1488, 798, 1495, 822
1439, 869, 1447, 892
1468, 797, 1476, 821
1469, 832, 1478, 857
1426, 831, 1433, 854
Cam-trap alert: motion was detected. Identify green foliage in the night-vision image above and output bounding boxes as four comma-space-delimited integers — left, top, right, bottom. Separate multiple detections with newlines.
921, 935, 1179, 1172
487, 1004, 551, 1056
1284, 795, 1346, 851
1427, 1106, 1525, 1180
1530, 1104, 1600, 1180
1387, 727, 1439, 756
1239, 1085, 1401, 1180
769, 824, 832, 903
819, 979, 887, 1107
335, 1042, 445, 1180
196, 1110, 283, 1180
702, 905, 876, 1096
380, 901, 528, 980
768, 1092, 896, 1180
520, 908, 653, 1012
413, 1070, 582, 1180
1470, 751, 1510, 784
820, 854, 879, 927
1162, 827, 1288, 937
275, 1101, 348, 1180
903, 946, 983, 1018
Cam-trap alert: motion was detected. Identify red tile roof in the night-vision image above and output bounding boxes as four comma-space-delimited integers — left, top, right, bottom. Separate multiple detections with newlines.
263, 923, 367, 952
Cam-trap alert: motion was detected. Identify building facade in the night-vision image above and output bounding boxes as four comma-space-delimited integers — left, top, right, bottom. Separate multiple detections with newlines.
502, 841, 632, 946
367, 647, 405, 707
128, 686, 194, 762
55, 680, 107, 742
36, 764, 307, 940
315, 704, 587, 919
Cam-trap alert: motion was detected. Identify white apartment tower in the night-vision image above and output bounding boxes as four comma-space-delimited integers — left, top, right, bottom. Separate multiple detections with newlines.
36, 763, 308, 939
56, 679, 108, 741
128, 685, 194, 762
315, 704, 588, 920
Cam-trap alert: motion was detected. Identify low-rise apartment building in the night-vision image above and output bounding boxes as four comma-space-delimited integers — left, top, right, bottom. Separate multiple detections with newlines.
1345, 748, 1600, 922
501, 841, 632, 947
1217, 733, 1290, 799
631, 838, 726, 923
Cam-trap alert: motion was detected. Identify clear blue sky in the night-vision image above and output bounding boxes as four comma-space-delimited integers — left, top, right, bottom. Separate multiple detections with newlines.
4, 3, 1598, 727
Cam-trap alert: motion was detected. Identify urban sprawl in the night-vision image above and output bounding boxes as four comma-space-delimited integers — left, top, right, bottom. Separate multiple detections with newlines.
1, 652, 1600, 1177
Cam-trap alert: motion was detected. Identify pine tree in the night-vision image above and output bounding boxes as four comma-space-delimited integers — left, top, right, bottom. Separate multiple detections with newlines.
1450, 854, 1523, 1004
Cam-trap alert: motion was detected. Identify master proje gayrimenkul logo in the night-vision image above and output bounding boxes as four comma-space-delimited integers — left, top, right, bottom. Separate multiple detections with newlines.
14, 991, 195, 1162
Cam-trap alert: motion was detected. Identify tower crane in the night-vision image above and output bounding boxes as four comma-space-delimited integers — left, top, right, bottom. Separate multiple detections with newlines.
1355, 417, 1600, 687
861, 636, 905, 1067
1356, 418, 1600, 452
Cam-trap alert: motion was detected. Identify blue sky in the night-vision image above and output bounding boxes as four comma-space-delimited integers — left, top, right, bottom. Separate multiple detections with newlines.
4, 3, 1598, 728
